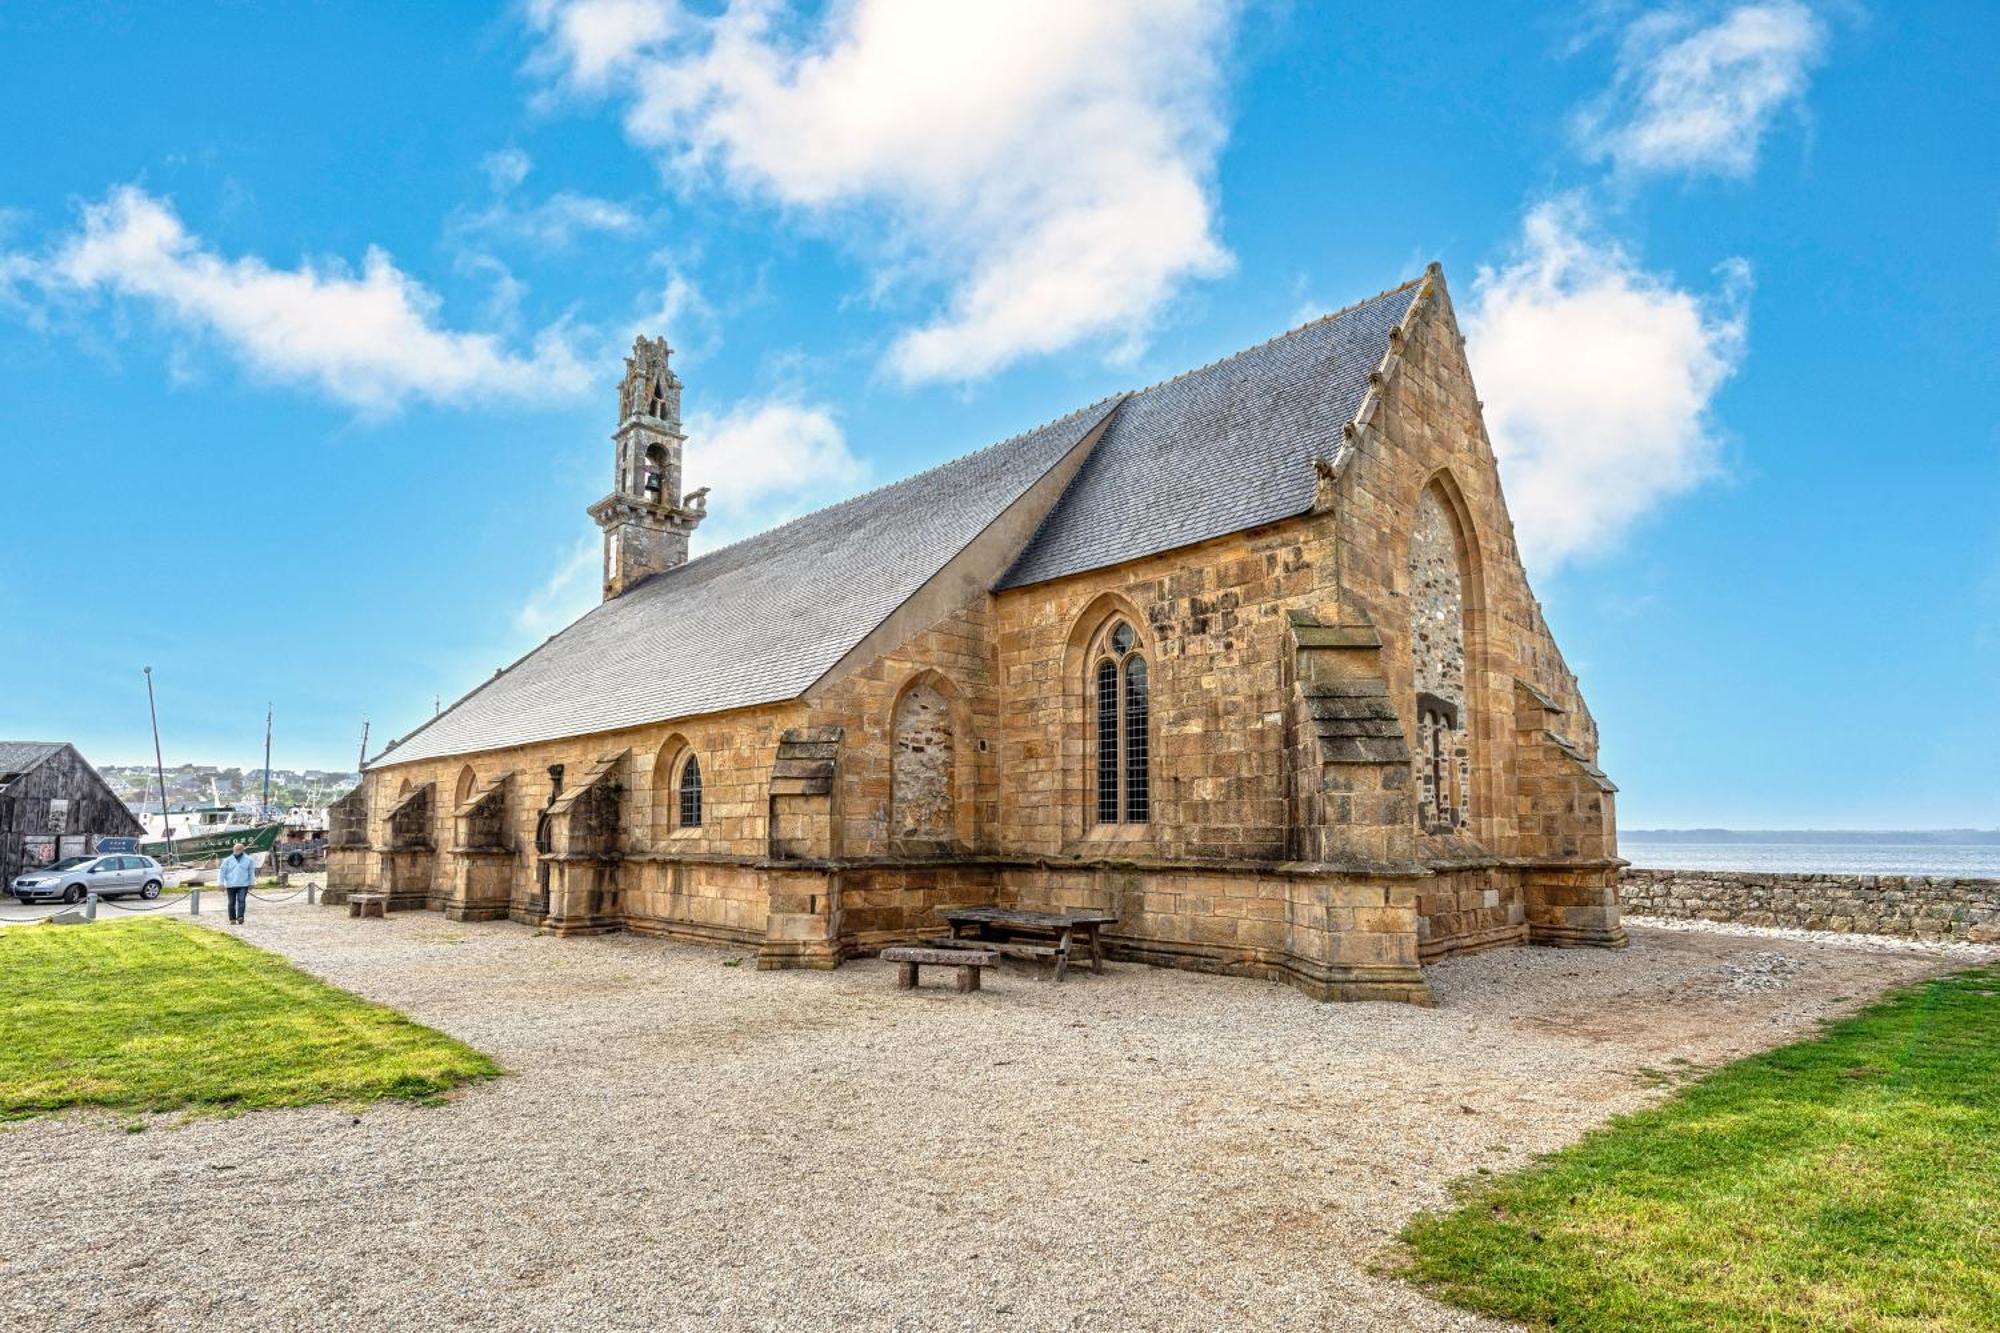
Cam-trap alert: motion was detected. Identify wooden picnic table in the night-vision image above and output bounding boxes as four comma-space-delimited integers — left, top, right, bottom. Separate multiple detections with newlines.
934, 906, 1120, 981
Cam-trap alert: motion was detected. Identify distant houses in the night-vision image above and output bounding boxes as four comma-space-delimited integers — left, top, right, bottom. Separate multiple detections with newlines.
0, 742, 145, 884
99, 762, 362, 816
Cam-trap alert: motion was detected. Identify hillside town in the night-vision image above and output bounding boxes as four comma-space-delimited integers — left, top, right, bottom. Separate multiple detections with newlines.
99, 763, 359, 817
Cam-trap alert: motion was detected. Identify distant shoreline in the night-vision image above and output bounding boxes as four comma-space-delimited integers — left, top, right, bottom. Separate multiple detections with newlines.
1619, 835, 2000, 879
1624, 829, 2000, 846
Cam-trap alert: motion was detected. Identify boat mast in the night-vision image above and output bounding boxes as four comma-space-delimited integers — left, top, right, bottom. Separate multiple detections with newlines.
144, 666, 174, 863
262, 702, 273, 813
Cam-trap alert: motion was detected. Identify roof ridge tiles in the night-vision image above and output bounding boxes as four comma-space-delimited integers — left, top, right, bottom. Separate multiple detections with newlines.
623, 393, 1128, 589
1116, 273, 1426, 401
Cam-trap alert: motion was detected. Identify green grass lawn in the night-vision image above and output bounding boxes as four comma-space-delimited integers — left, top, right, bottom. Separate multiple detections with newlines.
1400, 965, 2000, 1331
0, 919, 499, 1121
154, 876, 292, 896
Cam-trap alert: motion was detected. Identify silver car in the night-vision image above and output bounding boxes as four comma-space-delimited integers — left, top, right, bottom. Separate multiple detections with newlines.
10, 854, 165, 904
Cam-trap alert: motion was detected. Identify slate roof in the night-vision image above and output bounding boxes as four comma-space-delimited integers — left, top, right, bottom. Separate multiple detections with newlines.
0, 742, 64, 776
375, 400, 1120, 766
1000, 279, 1421, 588
376, 275, 1423, 768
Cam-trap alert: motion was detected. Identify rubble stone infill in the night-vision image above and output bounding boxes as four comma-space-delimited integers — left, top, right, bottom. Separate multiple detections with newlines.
1621, 867, 2000, 943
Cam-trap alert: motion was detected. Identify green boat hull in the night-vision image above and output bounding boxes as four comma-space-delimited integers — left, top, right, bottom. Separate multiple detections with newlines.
142, 822, 283, 864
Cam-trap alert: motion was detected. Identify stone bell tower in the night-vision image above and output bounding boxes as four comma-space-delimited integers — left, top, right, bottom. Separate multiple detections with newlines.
587, 336, 708, 600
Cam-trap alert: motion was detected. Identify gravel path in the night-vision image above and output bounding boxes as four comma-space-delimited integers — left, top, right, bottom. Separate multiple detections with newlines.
3, 907, 1988, 1332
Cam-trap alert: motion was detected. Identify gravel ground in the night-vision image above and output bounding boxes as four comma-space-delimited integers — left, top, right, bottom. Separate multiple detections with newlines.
2, 907, 1989, 1332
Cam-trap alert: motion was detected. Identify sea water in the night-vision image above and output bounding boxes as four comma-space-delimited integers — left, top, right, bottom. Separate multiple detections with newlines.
1620, 841, 2000, 878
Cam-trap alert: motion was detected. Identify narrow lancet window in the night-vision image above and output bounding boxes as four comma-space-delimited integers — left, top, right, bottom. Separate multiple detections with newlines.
1091, 619, 1150, 826
1095, 658, 1119, 824
1124, 656, 1149, 823
678, 754, 702, 829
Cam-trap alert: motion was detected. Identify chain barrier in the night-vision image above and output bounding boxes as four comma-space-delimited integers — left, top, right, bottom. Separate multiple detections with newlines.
99, 894, 193, 915
1, 899, 85, 923
7, 878, 318, 923
247, 886, 308, 904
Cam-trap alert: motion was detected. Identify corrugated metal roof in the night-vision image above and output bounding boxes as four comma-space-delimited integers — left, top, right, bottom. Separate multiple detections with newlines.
375, 400, 1120, 766
999, 280, 1421, 588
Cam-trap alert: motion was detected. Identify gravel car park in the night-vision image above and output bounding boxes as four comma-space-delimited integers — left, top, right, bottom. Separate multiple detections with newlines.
3, 905, 1989, 1331
10, 854, 165, 904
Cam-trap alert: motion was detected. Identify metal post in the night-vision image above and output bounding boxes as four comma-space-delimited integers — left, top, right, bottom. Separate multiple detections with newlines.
190, 886, 201, 916
86, 891, 97, 922
144, 667, 175, 868
307, 881, 317, 905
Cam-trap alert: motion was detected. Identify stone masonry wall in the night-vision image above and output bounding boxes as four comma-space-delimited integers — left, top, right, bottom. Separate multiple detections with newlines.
349, 269, 1620, 998
1621, 868, 2000, 943
891, 682, 954, 840
994, 520, 1333, 861
1333, 273, 1606, 860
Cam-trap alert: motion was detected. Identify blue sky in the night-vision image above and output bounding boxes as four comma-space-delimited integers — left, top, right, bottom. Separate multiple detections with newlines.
1, 1, 1993, 828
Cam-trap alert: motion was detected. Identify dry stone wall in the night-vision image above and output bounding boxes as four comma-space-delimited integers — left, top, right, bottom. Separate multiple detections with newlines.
1621, 868, 2000, 943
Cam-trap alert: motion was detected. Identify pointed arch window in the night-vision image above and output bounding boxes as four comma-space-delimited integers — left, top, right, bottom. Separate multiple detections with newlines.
1091, 620, 1149, 824
1410, 483, 1472, 832
677, 754, 703, 829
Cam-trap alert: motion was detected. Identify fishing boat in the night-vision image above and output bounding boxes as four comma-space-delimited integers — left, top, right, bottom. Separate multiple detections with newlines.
140, 805, 283, 864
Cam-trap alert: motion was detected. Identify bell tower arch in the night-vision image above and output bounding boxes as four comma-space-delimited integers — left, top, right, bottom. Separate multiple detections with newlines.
587, 336, 709, 600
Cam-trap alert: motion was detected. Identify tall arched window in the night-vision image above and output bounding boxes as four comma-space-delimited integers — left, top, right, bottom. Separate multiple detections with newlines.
1410, 484, 1471, 832
1091, 620, 1149, 824
677, 753, 702, 829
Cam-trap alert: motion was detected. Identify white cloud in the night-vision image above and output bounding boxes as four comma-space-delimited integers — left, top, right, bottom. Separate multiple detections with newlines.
527, 0, 1236, 382
528, 0, 675, 90
1466, 197, 1749, 569
1578, 1, 1826, 177
9, 186, 590, 413
458, 190, 644, 250
513, 395, 866, 633
627, 254, 712, 348
481, 147, 534, 193
684, 398, 866, 546
515, 536, 601, 633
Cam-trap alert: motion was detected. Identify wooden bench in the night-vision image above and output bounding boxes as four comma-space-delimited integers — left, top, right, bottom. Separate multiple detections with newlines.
348, 893, 387, 919
933, 906, 1120, 982
880, 946, 997, 993
924, 936, 1060, 963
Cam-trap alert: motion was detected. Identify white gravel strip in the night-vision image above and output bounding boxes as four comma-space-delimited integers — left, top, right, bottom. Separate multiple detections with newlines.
1, 906, 1983, 1332
1626, 912, 2000, 959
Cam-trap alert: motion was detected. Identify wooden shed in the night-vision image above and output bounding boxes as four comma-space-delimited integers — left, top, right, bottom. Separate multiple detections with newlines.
0, 742, 145, 886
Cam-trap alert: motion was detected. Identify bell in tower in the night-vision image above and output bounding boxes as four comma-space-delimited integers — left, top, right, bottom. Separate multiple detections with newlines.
586, 336, 709, 600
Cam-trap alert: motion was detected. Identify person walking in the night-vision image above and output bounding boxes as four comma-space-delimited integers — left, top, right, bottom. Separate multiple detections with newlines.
219, 841, 258, 925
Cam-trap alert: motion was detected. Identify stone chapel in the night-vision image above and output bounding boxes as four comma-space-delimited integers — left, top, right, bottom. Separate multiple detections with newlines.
328, 265, 1624, 1004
